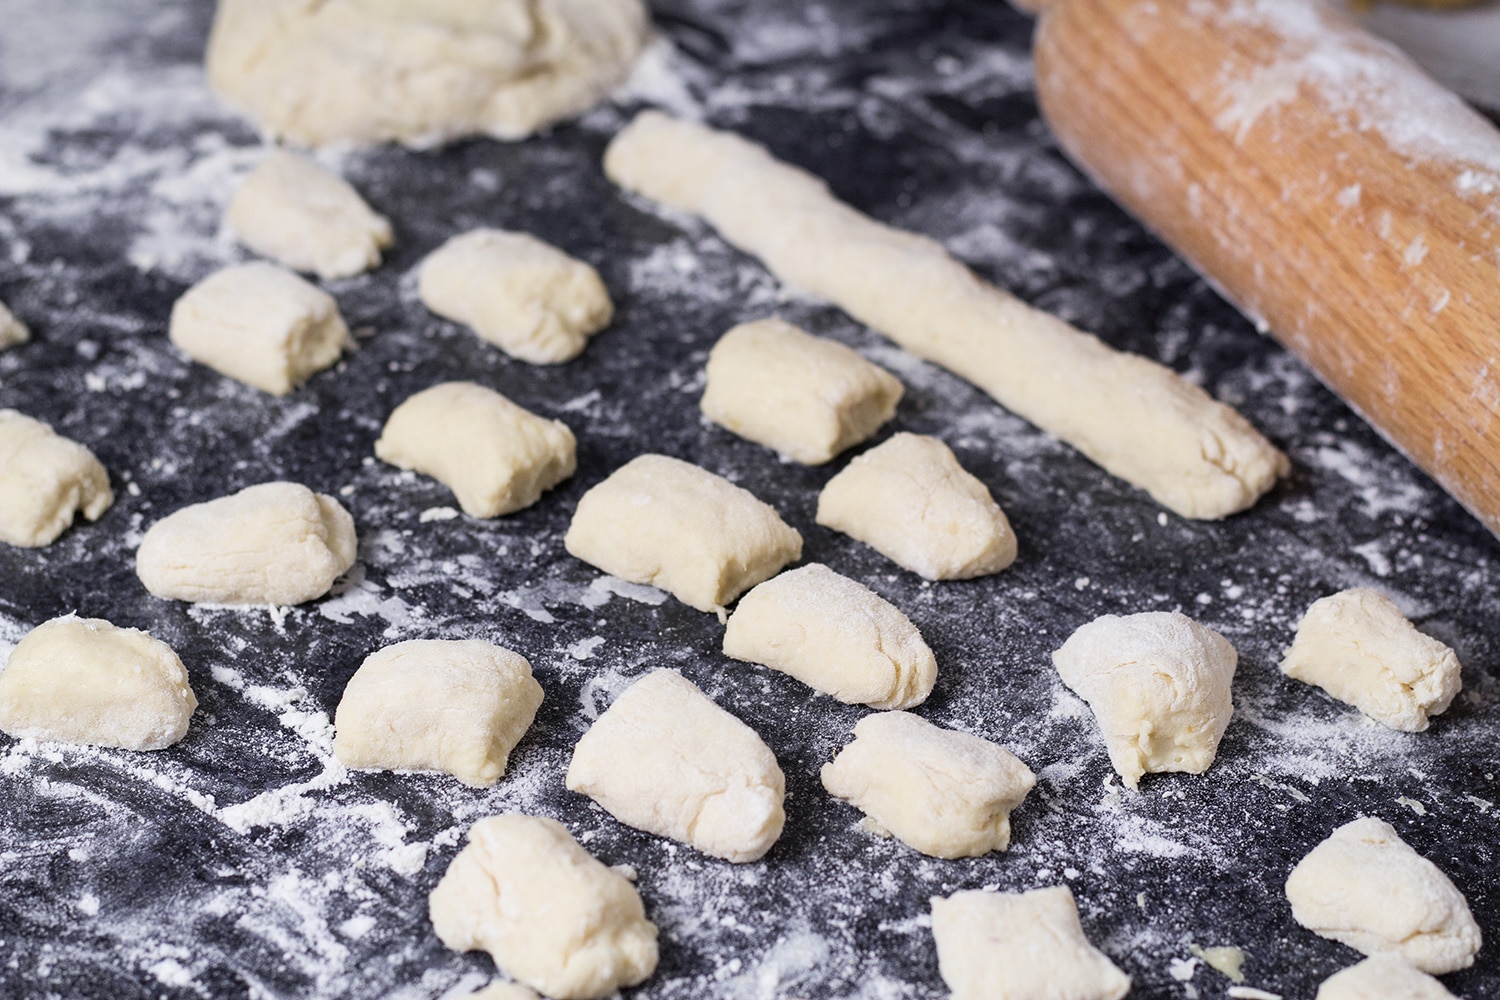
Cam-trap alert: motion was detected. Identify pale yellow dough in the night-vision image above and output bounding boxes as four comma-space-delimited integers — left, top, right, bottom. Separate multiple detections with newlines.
1316, 954, 1456, 1000
0, 301, 28, 350
0, 410, 113, 548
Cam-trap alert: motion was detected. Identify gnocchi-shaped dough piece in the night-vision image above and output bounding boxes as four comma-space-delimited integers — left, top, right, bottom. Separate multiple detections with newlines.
821, 711, 1035, 858
816, 433, 1015, 580
0, 410, 113, 548
375, 382, 576, 518
1281, 589, 1462, 732
136, 482, 356, 605
429, 813, 659, 1000
1286, 817, 1481, 974
1316, 954, 1456, 1000
418, 229, 613, 364
931, 886, 1131, 1000
724, 563, 935, 709
0, 301, 28, 350
701, 318, 903, 464
564, 454, 802, 615
226, 150, 393, 280
566, 669, 785, 862
333, 639, 543, 787
169, 262, 352, 395
0, 615, 197, 750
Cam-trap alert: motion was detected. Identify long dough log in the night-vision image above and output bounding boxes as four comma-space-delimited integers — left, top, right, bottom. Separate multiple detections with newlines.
603, 110, 1288, 520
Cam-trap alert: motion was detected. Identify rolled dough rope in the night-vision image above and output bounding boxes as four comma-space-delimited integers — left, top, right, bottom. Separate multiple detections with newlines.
604, 111, 1288, 520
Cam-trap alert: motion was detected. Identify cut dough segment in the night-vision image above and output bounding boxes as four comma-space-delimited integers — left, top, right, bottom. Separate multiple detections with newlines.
375, 382, 576, 518
136, 482, 356, 605
1286, 816, 1481, 974
604, 110, 1287, 519
169, 262, 351, 395
333, 639, 543, 787
931, 886, 1131, 1000
419, 229, 613, 364
1316, 954, 1456, 1000
816, 432, 1015, 580
0, 615, 196, 750
1281, 588, 1462, 732
566, 669, 785, 862
564, 454, 802, 615
226, 150, 393, 279
1052, 612, 1237, 788
0, 410, 113, 548
701, 317, 903, 464
821, 711, 1035, 858
429, 813, 658, 1000
723, 563, 936, 709
0, 301, 28, 349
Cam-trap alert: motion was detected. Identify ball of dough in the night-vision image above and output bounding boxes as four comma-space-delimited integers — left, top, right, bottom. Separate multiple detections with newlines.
136, 482, 357, 606
1052, 611, 1237, 788
566, 669, 786, 863
418, 229, 613, 364
816, 432, 1016, 580
1286, 816, 1481, 974
0, 301, 28, 350
821, 711, 1035, 858
1315, 954, 1456, 1000
0, 615, 197, 751
375, 382, 577, 518
429, 813, 659, 1000
333, 639, 544, 787
0, 410, 113, 549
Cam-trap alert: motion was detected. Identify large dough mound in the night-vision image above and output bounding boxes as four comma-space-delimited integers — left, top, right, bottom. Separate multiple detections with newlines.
0, 410, 113, 548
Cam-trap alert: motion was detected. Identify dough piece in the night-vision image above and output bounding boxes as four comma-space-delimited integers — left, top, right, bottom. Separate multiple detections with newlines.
206, 0, 649, 148
226, 150, 393, 279
1316, 954, 1456, 1000
0, 615, 197, 751
333, 639, 544, 787
136, 482, 356, 605
429, 813, 658, 1000
1286, 816, 1481, 974
821, 711, 1035, 858
564, 454, 802, 615
467, 984, 541, 1000
418, 229, 613, 364
723, 563, 936, 709
0, 410, 113, 548
604, 111, 1288, 519
816, 432, 1015, 580
700, 318, 903, 464
1281, 588, 1462, 732
566, 670, 785, 862
169, 262, 351, 395
1052, 612, 1237, 788
375, 382, 576, 518
931, 886, 1131, 1000
0, 301, 28, 350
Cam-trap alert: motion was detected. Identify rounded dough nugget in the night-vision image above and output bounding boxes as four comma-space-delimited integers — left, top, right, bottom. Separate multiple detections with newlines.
334, 639, 543, 787
566, 670, 785, 862
375, 382, 576, 518
0, 410, 113, 548
816, 433, 1015, 580
429, 813, 658, 1000
1316, 954, 1456, 1000
419, 229, 613, 364
0, 300, 28, 350
0, 615, 197, 750
137, 482, 356, 605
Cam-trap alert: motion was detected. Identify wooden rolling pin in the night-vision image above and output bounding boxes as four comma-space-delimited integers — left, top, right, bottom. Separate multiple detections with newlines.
1020, 0, 1500, 536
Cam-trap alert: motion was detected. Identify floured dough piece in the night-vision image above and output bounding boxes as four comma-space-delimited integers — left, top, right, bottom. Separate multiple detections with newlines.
566, 670, 785, 862
1286, 816, 1481, 974
1052, 612, 1237, 788
0, 410, 113, 548
169, 262, 351, 395
136, 482, 356, 605
931, 886, 1131, 1000
564, 454, 802, 615
0, 301, 28, 349
419, 229, 613, 364
821, 711, 1035, 858
429, 813, 658, 1000
0, 615, 197, 751
723, 563, 936, 709
817, 432, 1015, 580
1316, 954, 1456, 1000
1281, 588, 1462, 732
375, 382, 576, 518
226, 150, 393, 279
333, 639, 543, 787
